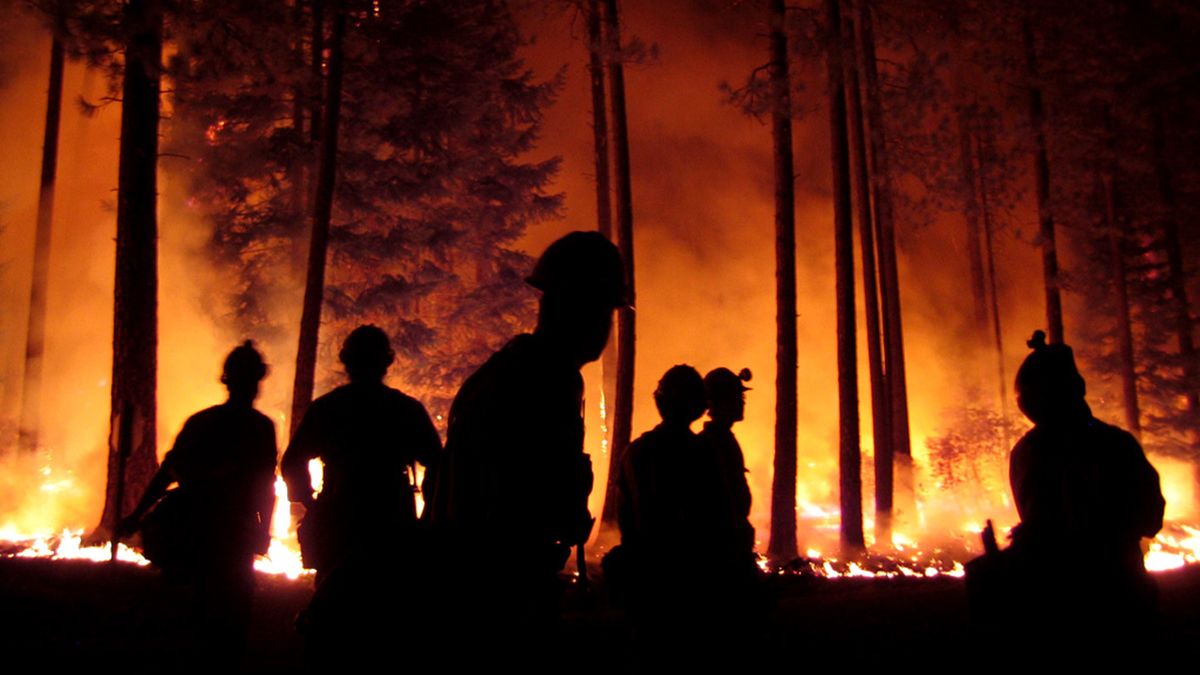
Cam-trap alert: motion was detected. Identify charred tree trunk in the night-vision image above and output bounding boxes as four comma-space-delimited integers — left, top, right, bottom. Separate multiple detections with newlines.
1023, 20, 1064, 345
859, 2, 913, 524
827, 0, 864, 554
288, 0, 307, 218
766, 0, 799, 562
17, 33, 65, 456
601, 0, 637, 530
290, 3, 345, 437
844, 16, 890, 547
1151, 108, 1200, 462
957, 107, 989, 351
95, 0, 163, 538
976, 125, 1009, 427
592, 0, 621, 527
1102, 111, 1140, 438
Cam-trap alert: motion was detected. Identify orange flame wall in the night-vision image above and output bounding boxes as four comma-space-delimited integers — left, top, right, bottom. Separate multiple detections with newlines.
0, 2, 1173, 552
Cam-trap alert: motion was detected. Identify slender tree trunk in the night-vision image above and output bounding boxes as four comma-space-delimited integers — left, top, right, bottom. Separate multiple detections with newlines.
844, 16, 890, 547
17, 34, 65, 456
766, 0, 798, 562
827, 0, 863, 554
976, 125, 1009, 429
288, 0, 307, 219
591, 0, 623, 527
290, 3, 345, 436
1151, 108, 1200, 463
310, 0, 325, 149
1102, 110, 1140, 438
1023, 20, 1063, 345
859, 2, 913, 524
601, 0, 636, 529
95, 0, 163, 537
957, 106, 989, 350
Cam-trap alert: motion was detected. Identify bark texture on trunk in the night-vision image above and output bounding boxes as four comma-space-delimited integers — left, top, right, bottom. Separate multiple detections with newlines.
1102, 111, 1140, 438
976, 126, 1009, 427
1152, 109, 1199, 438
590, 0, 622, 528
290, 3, 345, 437
601, 0, 637, 533
766, 0, 799, 562
1023, 20, 1064, 345
96, 0, 163, 537
859, 2, 913, 523
827, 0, 864, 554
957, 107, 989, 350
18, 34, 65, 456
845, 16, 890, 547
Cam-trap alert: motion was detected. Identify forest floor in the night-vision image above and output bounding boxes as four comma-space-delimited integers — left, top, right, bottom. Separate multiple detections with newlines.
2, 557, 1199, 671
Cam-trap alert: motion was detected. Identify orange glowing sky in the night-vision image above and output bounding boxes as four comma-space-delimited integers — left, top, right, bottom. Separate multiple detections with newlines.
2, 1, 1192, 550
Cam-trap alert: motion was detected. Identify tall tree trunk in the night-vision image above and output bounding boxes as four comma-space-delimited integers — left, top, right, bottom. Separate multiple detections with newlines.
858, 2, 913, 525
95, 0, 163, 538
601, 0, 636, 531
17, 33, 65, 456
976, 124, 1009, 428
1151, 107, 1200, 495
1023, 19, 1063, 345
290, 3, 345, 436
1102, 110, 1140, 438
827, 0, 864, 554
288, 0, 307, 219
844, 16, 890, 547
957, 106, 989, 351
591, 0, 622, 527
766, 0, 799, 562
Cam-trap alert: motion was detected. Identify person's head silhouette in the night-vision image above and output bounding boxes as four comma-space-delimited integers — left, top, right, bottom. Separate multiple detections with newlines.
340, 325, 395, 383
1015, 330, 1087, 425
527, 231, 628, 367
654, 365, 707, 427
222, 340, 268, 404
704, 367, 752, 427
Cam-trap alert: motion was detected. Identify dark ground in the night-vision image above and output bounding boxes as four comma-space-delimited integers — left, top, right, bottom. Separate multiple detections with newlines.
2, 558, 1199, 671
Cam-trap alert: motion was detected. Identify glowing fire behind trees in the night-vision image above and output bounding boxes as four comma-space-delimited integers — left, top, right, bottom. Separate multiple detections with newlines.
2, 0, 1200, 578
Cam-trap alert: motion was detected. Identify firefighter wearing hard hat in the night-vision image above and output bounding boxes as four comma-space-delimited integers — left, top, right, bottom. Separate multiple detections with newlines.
423, 231, 627, 663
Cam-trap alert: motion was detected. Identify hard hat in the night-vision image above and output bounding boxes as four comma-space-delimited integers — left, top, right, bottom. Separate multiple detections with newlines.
526, 231, 630, 308
222, 340, 268, 384
704, 367, 752, 399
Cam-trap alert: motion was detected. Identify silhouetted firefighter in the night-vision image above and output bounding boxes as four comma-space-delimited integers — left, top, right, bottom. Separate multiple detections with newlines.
281, 324, 440, 663
606, 365, 761, 670
423, 231, 626, 669
117, 341, 276, 668
700, 367, 757, 565
967, 330, 1165, 652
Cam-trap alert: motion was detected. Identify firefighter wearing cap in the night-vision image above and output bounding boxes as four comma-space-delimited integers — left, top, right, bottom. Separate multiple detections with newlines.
282, 324, 441, 577
700, 367, 756, 561
118, 341, 277, 663
1005, 330, 1164, 632
423, 231, 625, 648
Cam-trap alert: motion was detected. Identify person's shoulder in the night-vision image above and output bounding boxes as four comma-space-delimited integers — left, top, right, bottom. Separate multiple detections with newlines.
1088, 417, 1147, 457
184, 405, 228, 427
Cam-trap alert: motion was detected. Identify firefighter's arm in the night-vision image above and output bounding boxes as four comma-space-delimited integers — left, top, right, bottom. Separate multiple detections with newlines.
280, 411, 319, 508
116, 426, 188, 536
252, 420, 278, 554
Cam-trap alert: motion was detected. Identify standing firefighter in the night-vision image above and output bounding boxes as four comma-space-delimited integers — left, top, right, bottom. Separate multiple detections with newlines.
969, 330, 1165, 652
118, 341, 276, 667
281, 324, 441, 662
700, 366, 757, 565
424, 231, 626, 666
